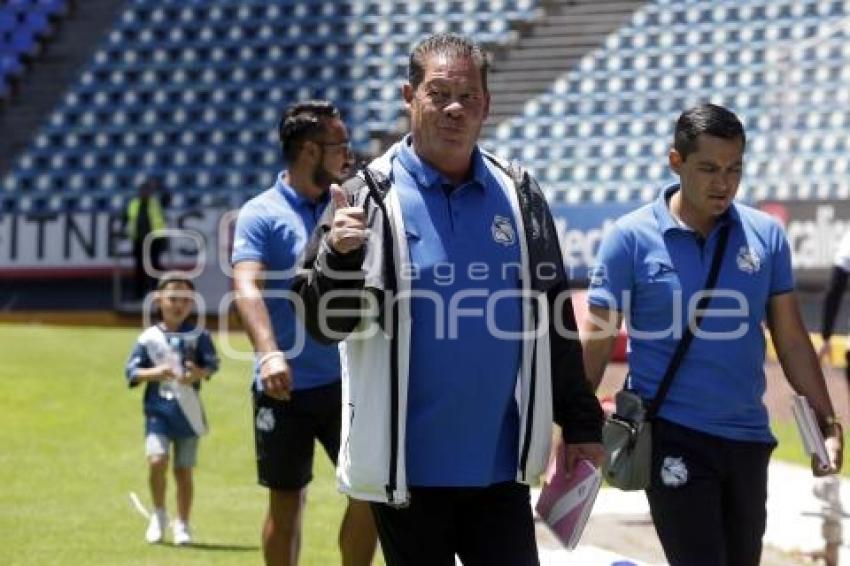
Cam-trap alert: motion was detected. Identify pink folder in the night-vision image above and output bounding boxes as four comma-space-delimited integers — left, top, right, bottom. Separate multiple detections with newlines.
535, 445, 601, 550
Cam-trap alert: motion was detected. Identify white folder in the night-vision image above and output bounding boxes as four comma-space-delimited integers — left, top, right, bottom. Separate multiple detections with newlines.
791, 395, 830, 471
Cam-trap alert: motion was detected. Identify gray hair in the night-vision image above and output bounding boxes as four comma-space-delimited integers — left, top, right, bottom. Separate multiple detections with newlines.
408, 32, 489, 92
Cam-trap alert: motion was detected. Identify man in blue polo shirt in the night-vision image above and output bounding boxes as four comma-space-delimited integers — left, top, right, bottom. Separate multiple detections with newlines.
294, 33, 604, 566
582, 103, 843, 566
393, 133, 527, 487
231, 101, 376, 566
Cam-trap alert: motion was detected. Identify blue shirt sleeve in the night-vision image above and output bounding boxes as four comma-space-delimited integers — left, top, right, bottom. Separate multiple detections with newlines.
195, 331, 220, 374
769, 224, 794, 296
231, 201, 270, 265
125, 341, 152, 388
587, 223, 633, 312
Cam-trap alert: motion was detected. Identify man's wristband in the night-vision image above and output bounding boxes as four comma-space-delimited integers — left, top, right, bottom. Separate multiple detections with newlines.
258, 351, 284, 367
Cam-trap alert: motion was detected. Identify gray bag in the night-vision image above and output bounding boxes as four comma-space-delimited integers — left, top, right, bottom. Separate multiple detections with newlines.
602, 224, 730, 491
602, 390, 651, 490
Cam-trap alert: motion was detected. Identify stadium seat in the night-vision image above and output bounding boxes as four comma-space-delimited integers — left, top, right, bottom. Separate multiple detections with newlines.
479, 0, 850, 203
0, 12, 17, 35
4, 0, 850, 211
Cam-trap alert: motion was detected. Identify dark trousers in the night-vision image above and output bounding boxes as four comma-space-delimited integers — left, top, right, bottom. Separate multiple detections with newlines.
371, 481, 539, 566
647, 419, 775, 566
132, 237, 166, 299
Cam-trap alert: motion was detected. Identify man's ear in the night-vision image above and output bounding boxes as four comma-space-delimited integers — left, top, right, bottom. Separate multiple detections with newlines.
298, 139, 320, 165
669, 147, 683, 174
402, 83, 414, 110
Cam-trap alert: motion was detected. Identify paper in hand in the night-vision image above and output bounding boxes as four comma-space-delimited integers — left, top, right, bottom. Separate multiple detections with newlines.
791, 394, 830, 471
535, 444, 601, 550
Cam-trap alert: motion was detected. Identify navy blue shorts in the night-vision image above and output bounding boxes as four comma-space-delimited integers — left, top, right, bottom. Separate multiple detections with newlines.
252, 380, 342, 491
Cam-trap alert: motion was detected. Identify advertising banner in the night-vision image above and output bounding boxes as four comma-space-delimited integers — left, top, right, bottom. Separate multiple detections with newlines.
549, 203, 640, 282
757, 200, 850, 289
0, 208, 234, 308
1, 198, 845, 305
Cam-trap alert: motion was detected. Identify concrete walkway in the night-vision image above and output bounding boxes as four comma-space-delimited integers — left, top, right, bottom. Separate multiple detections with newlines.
533, 460, 850, 565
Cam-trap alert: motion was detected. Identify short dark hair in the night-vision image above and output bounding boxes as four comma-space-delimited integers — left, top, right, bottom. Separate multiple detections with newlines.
278, 100, 340, 163
674, 103, 746, 160
408, 32, 489, 92
157, 272, 195, 291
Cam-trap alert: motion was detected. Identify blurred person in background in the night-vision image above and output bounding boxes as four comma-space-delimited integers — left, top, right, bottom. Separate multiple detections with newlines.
125, 273, 219, 545
125, 177, 168, 299
819, 229, 850, 376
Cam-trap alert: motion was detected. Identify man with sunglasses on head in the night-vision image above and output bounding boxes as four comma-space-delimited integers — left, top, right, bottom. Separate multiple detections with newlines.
232, 100, 376, 566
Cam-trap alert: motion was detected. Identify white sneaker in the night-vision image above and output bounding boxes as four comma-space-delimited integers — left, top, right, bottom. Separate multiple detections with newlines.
145, 509, 167, 543
172, 519, 192, 546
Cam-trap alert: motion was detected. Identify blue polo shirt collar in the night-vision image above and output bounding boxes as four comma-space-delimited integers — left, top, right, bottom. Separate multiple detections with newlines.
653, 183, 738, 235
274, 172, 330, 210
396, 135, 490, 191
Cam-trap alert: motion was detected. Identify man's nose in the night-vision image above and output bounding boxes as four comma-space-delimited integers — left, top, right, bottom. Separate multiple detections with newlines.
443, 99, 463, 116
716, 171, 736, 190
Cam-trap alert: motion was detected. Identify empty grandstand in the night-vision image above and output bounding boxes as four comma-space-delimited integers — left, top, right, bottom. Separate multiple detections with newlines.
482, 0, 850, 205
1, 0, 849, 312
1, 0, 551, 215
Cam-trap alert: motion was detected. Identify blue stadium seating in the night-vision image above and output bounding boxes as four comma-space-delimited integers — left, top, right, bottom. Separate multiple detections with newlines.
480, 0, 850, 204
0, 0, 69, 101
3, 0, 849, 214
2, 0, 539, 212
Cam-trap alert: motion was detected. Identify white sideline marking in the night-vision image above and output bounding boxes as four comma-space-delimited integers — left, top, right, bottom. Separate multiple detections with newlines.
129, 491, 151, 519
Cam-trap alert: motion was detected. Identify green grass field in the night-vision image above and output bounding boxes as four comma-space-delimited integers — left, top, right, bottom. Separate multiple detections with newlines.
0, 323, 836, 565
0, 323, 359, 566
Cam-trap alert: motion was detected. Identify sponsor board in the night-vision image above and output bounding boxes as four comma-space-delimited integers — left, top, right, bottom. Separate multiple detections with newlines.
0, 208, 234, 307
758, 200, 850, 289
1, 199, 844, 293
550, 203, 639, 281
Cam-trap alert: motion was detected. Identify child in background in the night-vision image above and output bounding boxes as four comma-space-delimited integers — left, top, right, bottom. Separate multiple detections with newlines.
125, 274, 219, 545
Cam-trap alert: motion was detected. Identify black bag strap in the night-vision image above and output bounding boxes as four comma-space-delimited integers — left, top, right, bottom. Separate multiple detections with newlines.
645, 223, 731, 420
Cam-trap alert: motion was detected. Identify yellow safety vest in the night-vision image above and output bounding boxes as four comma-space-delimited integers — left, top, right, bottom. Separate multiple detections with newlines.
126, 197, 166, 241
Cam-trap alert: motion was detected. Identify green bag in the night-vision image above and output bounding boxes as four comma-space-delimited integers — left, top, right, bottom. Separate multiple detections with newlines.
602, 390, 651, 491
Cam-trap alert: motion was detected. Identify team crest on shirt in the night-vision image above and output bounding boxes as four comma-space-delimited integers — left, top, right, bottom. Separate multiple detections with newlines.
648, 260, 676, 280
256, 407, 275, 432
736, 246, 762, 274
588, 264, 608, 288
491, 215, 516, 246
661, 456, 688, 487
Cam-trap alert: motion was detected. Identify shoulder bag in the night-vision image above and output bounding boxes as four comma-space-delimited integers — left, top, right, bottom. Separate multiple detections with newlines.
602, 224, 730, 490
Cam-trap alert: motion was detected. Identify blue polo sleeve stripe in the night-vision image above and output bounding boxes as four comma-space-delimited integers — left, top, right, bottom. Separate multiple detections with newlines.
587, 223, 633, 312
